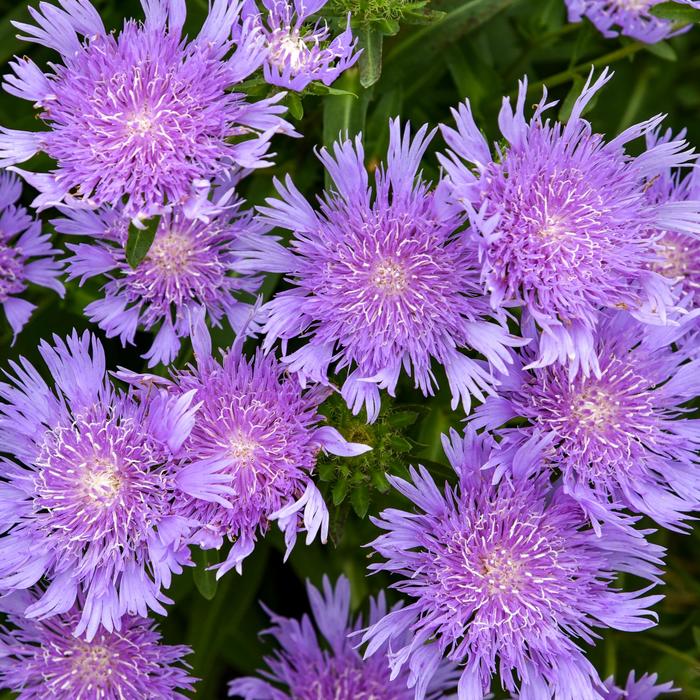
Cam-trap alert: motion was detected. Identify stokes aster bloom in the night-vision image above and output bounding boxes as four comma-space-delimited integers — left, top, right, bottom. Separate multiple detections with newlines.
0, 595, 196, 699
60, 181, 267, 367
241, 120, 523, 422
0, 171, 63, 338
363, 429, 665, 700
602, 671, 677, 699
565, 0, 699, 44
0, 332, 198, 639
170, 320, 369, 577
644, 130, 700, 309
229, 576, 459, 700
0, 0, 292, 215
439, 69, 700, 376
470, 311, 700, 531
242, 0, 359, 91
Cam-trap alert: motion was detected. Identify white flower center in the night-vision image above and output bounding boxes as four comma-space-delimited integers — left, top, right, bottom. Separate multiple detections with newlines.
569, 385, 618, 429
70, 642, 115, 683
613, 0, 654, 10
147, 232, 194, 274
372, 259, 408, 295
81, 457, 123, 506
126, 109, 156, 137
229, 434, 258, 464
479, 547, 525, 595
271, 34, 308, 71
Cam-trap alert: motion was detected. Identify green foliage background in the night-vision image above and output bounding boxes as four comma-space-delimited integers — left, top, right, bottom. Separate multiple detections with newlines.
1, 0, 700, 697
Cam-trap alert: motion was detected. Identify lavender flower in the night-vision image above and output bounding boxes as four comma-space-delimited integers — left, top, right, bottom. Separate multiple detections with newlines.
242, 0, 359, 91
0, 0, 292, 216
171, 319, 369, 577
229, 575, 459, 699
565, 0, 699, 43
470, 310, 700, 531
439, 69, 700, 376
0, 332, 198, 639
60, 181, 266, 367
241, 120, 523, 422
644, 130, 700, 309
0, 594, 196, 699
363, 428, 665, 699
603, 671, 677, 699
0, 171, 63, 338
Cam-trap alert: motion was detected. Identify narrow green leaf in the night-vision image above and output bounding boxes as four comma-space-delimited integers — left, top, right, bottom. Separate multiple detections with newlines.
332, 478, 349, 505
125, 216, 159, 269
350, 485, 370, 518
386, 410, 419, 428
192, 547, 219, 601
382, 0, 517, 83
286, 92, 304, 120
377, 18, 400, 35
650, 2, 700, 22
402, 8, 446, 25
644, 39, 677, 61
357, 24, 384, 88
388, 435, 412, 452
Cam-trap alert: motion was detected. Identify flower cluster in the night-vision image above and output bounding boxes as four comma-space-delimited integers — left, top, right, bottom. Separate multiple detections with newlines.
229, 575, 459, 700
0, 592, 196, 699
0, 332, 198, 640
242, 0, 360, 90
565, 0, 700, 43
59, 179, 268, 366
241, 119, 524, 421
0, 172, 63, 338
169, 316, 369, 576
440, 68, 700, 376
0, 0, 696, 694
0, 0, 292, 215
363, 429, 666, 698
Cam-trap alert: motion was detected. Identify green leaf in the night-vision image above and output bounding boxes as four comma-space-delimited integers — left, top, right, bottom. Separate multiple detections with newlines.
358, 24, 384, 88
643, 40, 677, 61
286, 92, 304, 120
386, 410, 419, 428
332, 478, 349, 505
191, 547, 219, 601
402, 8, 446, 25
650, 2, 700, 22
125, 216, 159, 269
382, 0, 518, 84
387, 435, 413, 452
308, 82, 358, 97
350, 485, 370, 518
377, 18, 400, 35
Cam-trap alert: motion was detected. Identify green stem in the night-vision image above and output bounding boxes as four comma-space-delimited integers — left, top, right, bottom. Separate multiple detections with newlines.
524, 41, 646, 95
384, 0, 519, 71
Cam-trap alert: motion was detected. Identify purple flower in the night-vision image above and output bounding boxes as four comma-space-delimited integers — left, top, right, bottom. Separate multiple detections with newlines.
439, 69, 700, 376
59, 181, 266, 367
363, 428, 665, 699
565, 0, 697, 43
0, 0, 293, 216
0, 332, 198, 639
170, 319, 369, 577
0, 593, 196, 699
0, 171, 63, 338
240, 119, 524, 422
644, 130, 700, 309
470, 310, 700, 531
602, 671, 677, 700
242, 0, 359, 91
229, 575, 459, 699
